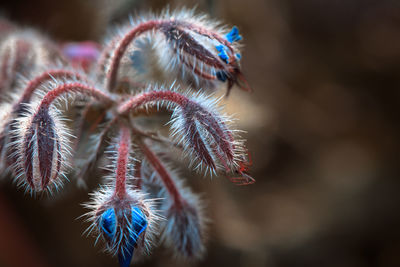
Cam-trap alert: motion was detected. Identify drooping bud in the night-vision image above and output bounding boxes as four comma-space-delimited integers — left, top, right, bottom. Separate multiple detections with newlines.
99, 205, 147, 267
85, 186, 159, 267
153, 10, 249, 92
13, 105, 70, 193
99, 9, 249, 93
138, 156, 207, 260
162, 186, 206, 259
0, 30, 64, 98
169, 91, 245, 174
117, 88, 247, 175
84, 126, 160, 266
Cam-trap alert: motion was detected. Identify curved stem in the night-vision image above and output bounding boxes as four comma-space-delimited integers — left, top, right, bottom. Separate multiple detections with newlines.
138, 139, 182, 208
106, 20, 163, 91
18, 69, 86, 105
118, 90, 188, 114
105, 18, 239, 91
114, 124, 131, 198
39, 82, 113, 109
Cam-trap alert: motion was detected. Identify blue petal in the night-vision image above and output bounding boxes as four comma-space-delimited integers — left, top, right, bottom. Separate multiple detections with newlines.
130, 207, 147, 240
226, 26, 242, 43
218, 52, 229, 63
216, 45, 229, 63
215, 45, 225, 52
118, 247, 134, 267
100, 208, 116, 239
118, 207, 148, 267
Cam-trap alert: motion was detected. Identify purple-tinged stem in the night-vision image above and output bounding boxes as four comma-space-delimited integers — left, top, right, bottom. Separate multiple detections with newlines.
117, 90, 188, 114
114, 125, 131, 198
118, 90, 235, 171
119, 90, 233, 153
138, 140, 183, 208
39, 82, 113, 109
17, 69, 87, 105
105, 19, 237, 91
106, 20, 163, 91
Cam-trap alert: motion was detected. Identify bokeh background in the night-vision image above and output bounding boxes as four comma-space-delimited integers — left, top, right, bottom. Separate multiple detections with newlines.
1, 0, 400, 266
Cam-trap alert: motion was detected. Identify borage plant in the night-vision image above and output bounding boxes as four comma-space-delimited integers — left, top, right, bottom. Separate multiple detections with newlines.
0, 9, 254, 267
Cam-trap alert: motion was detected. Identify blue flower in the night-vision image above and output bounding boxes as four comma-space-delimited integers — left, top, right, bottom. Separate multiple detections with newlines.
225, 26, 242, 43
216, 44, 229, 64
100, 208, 116, 239
99, 206, 148, 267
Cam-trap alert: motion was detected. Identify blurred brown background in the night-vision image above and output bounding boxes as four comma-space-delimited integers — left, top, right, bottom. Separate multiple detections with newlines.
1, 0, 400, 266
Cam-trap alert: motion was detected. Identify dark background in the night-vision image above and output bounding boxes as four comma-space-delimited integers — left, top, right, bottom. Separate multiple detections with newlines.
0, 0, 400, 266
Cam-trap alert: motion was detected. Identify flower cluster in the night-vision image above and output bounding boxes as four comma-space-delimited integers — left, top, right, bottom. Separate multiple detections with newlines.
0, 9, 254, 266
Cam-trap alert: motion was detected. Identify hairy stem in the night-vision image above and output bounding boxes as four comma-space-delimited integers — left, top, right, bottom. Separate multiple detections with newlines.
114, 124, 131, 198
106, 20, 163, 91
118, 90, 188, 114
39, 82, 113, 109
138, 139, 182, 208
18, 69, 87, 105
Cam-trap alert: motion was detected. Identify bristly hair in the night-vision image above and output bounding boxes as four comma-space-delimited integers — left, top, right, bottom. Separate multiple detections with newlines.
139, 155, 208, 260
9, 101, 72, 195
98, 8, 248, 94
161, 174, 208, 260
83, 182, 162, 259
117, 83, 247, 176
0, 7, 254, 266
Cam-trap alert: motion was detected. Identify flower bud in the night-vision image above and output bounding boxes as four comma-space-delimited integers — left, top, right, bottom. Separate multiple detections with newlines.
99, 205, 147, 267
154, 10, 248, 92
13, 105, 70, 193
170, 91, 244, 174
0, 30, 64, 98
85, 186, 159, 266
162, 188, 206, 259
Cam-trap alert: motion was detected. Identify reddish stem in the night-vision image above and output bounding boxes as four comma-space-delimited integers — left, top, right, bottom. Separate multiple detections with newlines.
114, 125, 131, 198
18, 69, 86, 105
39, 82, 113, 109
105, 18, 238, 91
118, 90, 188, 114
138, 140, 182, 208
106, 20, 163, 91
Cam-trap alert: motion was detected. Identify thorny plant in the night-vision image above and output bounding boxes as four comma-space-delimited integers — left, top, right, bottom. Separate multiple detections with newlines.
0, 9, 254, 267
